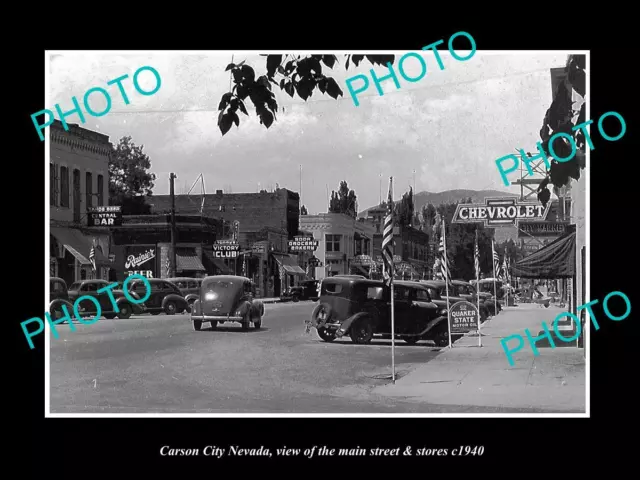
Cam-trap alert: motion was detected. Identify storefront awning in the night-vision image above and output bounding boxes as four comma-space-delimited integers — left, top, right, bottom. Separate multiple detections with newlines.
272, 253, 306, 275
176, 251, 206, 272
51, 227, 108, 265
512, 231, 575, 279
202, 248, 234, 274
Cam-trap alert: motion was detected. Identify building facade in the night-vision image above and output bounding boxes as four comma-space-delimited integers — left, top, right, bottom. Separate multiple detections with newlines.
299, 213, 375, 279
110, 214, 225, 282
49, 120, 113, 285
371, 225, 430, 279
150, 188, 301, 297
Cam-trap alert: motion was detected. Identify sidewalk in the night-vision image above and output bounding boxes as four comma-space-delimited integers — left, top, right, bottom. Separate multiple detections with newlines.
372, 304, 586, 413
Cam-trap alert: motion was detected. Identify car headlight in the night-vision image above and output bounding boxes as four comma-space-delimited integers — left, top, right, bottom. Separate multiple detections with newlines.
439, 309, 447, 316
205, 292, 216, 301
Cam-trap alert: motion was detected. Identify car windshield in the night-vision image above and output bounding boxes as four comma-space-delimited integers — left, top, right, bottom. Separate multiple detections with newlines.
69, 282, 81, 290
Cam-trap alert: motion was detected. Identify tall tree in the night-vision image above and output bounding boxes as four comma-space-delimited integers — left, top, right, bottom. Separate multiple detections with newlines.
328, 180, 357, 218
217, 55, 395, 135
395, 187, 414, 228
109, 136, 157, 214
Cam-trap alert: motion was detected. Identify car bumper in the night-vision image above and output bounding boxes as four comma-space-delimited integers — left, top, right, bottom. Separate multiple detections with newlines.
193, 314, 243, 322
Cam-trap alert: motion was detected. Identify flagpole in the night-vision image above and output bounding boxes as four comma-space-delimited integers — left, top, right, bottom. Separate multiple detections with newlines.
492, 240, 498, 315
476, 229, 481, 348
389, 177, 396, 383
443, 219, 452, 349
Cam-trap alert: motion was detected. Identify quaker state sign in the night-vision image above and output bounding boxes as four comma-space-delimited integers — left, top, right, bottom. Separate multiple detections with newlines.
448, 300, 479, 334
452, 197, 550, 227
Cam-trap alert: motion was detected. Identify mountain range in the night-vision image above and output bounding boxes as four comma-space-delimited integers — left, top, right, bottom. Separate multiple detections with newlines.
358, 189, 519, 243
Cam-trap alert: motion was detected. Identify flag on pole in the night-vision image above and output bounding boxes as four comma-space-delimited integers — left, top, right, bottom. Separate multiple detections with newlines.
474, 230, 480, 279
438, 232, 452, 285
492, 242, 501, 279
381, 177, 395, 287
165, 255, 171, 277
89, 245, 96, 271
501, 250, 508, 283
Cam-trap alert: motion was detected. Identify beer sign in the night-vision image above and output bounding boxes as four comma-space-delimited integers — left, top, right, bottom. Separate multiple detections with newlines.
288, 235, 319, 252
452, 197, 550, 227
88, 205, 122, 227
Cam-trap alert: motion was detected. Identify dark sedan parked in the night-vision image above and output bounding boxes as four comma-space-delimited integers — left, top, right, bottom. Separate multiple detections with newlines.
125, 278, 190, 315
67, 279, 145, 319
307, 277, 454, 346
420, 280, 489, 323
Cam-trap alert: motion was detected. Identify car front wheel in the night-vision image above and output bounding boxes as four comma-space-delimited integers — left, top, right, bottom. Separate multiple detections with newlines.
164, 301, 177, 315
193, 319, 202, 331
317, 327, 336, 342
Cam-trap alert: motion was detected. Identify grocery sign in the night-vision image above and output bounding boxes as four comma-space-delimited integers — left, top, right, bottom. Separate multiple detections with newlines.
452, 197, 550, 227
288, 235, 319, 252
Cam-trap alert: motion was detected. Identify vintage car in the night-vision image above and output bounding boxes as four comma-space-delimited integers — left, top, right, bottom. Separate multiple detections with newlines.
471, 278, 504, 313
190, 275, 265, 331
280, 280, 320, 302
165, 277, 202, 310
451, 280, 492, 321
420, 280, 489, 323
307, 277, 458, 347
125, 278, 190, 315
50, 277, 75, 321
67, 279, 146, 319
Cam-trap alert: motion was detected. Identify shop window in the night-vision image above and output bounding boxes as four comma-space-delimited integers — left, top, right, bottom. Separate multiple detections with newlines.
60, 166, 69, 207
97, 174, 104, 206
326, 234, 341, 252
86, 172, 93, 209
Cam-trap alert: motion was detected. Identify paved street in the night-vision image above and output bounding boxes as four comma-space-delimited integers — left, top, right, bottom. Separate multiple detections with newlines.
50, 302, 577, 414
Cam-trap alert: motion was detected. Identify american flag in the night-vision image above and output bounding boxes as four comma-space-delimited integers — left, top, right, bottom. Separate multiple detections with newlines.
474, 229, 480, 279
438, 225, 451, 284
492, 240, 501, 279
503, 250, 510, 283
381, 177, 394, 287
89, 245, 96, 271
165, 255, 171, 277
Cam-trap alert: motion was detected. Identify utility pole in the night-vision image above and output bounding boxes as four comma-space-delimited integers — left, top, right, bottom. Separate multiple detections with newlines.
170, 173, 177, 277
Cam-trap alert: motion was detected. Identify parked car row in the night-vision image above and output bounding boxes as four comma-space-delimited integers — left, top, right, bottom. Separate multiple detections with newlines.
305, 276, 505, 347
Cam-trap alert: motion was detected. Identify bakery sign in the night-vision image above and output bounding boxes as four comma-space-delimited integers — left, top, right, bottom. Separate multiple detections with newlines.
87, 205, 122, 226
452, 197, 550, 227
288, 235, 319, 252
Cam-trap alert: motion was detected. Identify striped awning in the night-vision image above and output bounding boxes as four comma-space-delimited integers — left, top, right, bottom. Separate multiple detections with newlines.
176, 251, 206, 272
272, 253, 306, 275
51, 227, 108, 265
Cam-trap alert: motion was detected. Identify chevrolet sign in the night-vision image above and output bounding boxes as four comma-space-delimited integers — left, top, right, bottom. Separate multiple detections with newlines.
452, 197, 550, 227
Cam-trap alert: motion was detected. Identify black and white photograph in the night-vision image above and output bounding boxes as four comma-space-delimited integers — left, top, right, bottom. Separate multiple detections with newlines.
41, 48, 593, 417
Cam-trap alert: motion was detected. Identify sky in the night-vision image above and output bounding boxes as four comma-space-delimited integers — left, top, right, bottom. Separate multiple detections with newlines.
49, 51, 569, 214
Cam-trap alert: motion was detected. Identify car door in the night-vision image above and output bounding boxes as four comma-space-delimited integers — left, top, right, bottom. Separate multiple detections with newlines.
78, 282, 101, 313
413, 287, 436, 332
392, 285, 413, 334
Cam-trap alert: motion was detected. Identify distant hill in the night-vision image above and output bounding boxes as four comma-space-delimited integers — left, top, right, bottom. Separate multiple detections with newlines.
358, 189, 515, 217
358, 189, 519, 243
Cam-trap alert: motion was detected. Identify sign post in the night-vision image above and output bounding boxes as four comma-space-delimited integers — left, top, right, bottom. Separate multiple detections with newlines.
449, 301, 480, 347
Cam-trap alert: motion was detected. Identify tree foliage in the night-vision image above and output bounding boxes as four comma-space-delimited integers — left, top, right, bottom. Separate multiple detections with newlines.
109, 136, 156, 214
328, 180, 358, 218
395, 187, 414, 227
300, 205, 308, 215
217, 55, 395, 136
536, 54, 586, 207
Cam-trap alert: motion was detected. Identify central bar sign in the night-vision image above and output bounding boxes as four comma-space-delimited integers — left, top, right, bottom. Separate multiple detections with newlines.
452, 197, 550, 227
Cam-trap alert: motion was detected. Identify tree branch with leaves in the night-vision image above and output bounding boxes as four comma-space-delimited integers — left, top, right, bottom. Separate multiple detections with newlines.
217, 55, 395, 136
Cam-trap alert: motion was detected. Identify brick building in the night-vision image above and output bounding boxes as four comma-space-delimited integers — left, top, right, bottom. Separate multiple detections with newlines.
110, 214, 226, 282
49, 120, 113, 285
299, 213, 375, 279
150, 189, 300, 297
